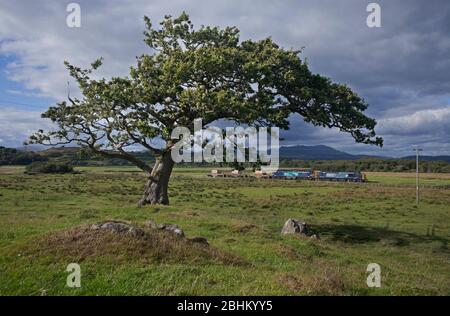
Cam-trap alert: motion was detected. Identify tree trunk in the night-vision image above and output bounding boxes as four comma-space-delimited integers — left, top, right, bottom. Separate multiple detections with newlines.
138, 152, 174, 206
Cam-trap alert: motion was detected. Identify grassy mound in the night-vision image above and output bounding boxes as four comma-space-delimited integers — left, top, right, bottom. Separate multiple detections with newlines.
23, 224, 245, 266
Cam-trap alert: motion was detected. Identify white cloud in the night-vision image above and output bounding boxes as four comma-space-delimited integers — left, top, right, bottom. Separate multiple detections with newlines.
0, 107, 52, 147
379, 107, 450, 135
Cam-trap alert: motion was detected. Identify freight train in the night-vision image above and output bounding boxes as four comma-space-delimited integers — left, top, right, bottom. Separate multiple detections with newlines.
209, 168, 368, 182
271, 168, 314, 180
270, 169, 367, 182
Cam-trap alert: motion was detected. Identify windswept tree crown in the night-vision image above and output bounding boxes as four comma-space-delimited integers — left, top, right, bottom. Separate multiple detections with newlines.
29, 12, 382, 169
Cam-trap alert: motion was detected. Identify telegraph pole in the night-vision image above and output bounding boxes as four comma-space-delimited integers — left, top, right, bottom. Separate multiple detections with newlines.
412, 146, 422, 205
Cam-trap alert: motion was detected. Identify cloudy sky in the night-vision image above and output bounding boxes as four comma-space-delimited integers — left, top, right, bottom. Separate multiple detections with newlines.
0, 0, 449, 157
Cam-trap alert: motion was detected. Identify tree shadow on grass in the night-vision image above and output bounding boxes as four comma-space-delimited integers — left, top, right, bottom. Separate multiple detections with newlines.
316, 224, 449, 248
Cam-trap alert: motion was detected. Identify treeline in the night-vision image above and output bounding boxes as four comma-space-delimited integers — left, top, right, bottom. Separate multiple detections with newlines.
280, 158, 450, 173
0, 146, 153, 166
2, 146, 450, 173
31, 147, 154, 166
25, 161, 74, 174
0, 147, 47, 165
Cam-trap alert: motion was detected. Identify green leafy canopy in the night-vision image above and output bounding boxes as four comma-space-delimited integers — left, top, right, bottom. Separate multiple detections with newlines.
28, 12, 382, 172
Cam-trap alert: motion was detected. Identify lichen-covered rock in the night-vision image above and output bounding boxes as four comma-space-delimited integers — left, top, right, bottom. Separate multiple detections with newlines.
144, 220, 184, 237
144, 220, 162, 229
162, 224, 184, 237
91, 221, 144, 237
281, 218, 318, 239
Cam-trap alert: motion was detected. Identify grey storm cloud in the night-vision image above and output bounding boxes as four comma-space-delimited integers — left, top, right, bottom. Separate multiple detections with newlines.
0, 0, 449, 155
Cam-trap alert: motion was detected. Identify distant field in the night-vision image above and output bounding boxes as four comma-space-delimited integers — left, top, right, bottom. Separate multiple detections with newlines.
66, 166, 450, 187
1, 165, 450, 187
0, 165, 449, 295
0, 166, 25, 174
365, 172, 450, 187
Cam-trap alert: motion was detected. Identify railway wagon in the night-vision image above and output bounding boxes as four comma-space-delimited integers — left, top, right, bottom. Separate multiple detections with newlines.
313, 171, 366, 182
271, 169, 313, 180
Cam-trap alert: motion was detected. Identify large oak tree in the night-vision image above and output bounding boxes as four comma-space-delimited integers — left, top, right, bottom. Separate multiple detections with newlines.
29, 13, 382, 205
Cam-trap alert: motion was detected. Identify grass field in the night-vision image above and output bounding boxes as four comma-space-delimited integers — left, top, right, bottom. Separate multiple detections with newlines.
0, 166, 449, 295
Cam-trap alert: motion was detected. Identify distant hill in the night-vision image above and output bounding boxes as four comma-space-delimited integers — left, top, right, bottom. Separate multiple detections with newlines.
15, 145, 45, 152
0, 146, 47, 165
280, 145, 450, 162
13, 144, 450, 162
40, 147, 81, 157
279, 145, 359, 160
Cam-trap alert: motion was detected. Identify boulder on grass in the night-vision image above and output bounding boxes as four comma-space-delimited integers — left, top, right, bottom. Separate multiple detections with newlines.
144, 220, 162, 229
91, 221, 144, 237
281, 218, 319, 239
144, 220, 184, 237
162, 224, 184, 237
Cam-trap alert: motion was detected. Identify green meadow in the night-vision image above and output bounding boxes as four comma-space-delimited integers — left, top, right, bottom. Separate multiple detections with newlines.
0, 166, 449, 295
